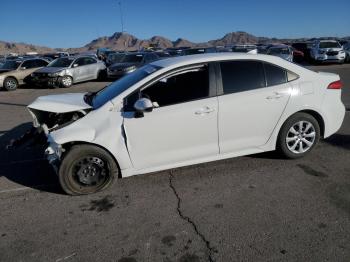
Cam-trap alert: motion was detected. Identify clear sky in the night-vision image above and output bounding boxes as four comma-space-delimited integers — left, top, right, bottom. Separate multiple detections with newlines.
1, 0, 349, 48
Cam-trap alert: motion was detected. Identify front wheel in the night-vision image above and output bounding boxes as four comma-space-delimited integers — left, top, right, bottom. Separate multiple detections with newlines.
58, 145, 118, 195
3, 77, 18, 91
59, 75, 73, 88
277, 113, 320, 159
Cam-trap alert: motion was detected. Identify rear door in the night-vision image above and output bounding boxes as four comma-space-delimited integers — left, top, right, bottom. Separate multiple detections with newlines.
218, 60, 292, 153
83, 57, 99, 80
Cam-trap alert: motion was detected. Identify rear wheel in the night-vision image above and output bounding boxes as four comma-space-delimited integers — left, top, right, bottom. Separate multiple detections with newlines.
3, 77, 18, 91
59, 75, 73, 88
58, 145, 118, 195
277, 113, 320, 159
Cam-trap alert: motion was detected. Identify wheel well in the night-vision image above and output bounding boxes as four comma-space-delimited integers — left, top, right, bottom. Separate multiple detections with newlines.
288, 110, 325, 138
62, 141, 122, 178
4, 76, 18, 82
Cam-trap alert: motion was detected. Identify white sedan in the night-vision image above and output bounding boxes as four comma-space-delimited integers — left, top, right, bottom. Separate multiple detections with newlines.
28, 53, 345, 195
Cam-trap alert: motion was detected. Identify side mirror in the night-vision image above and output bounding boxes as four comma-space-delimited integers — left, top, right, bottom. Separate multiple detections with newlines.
73, 63, 79, 68
134, 98, 154, 113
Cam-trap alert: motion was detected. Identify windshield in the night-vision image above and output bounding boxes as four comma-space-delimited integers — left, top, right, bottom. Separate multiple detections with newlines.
48, 57, 74, 67
108, 53, 125, 63
92, 64, 162, 108
1, 60, 21, 70
121, 54, 144, 63
319, 42, 341, 49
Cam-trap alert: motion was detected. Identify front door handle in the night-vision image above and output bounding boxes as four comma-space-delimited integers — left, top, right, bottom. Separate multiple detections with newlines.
195, 106, 215, 115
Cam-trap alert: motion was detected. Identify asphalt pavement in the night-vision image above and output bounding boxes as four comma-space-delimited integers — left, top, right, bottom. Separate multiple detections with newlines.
0, 65, 349, 262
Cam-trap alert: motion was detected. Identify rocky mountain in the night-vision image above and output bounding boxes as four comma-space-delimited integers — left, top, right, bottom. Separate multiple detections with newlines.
1, 31, 349, 55
0, 41, 54, 55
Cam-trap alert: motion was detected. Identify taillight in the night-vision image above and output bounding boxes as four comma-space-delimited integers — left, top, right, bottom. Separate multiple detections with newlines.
327, 80, 343, 90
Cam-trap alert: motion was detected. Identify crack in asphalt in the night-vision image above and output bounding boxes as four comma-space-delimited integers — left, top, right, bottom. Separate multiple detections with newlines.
168, 170, 216, 262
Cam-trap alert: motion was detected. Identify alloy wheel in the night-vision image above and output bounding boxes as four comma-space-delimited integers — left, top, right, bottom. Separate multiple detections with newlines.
286, 120, 316, 154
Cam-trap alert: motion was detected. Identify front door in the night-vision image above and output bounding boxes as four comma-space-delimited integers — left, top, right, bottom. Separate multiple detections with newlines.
123, 64, 219, 170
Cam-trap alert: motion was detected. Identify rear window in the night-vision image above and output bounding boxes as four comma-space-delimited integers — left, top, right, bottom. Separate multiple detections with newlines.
220, 61, 265, 94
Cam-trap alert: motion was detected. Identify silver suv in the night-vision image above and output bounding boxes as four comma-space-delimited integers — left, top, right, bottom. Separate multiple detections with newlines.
30, 56, 106, 88
310, 40, 346, 64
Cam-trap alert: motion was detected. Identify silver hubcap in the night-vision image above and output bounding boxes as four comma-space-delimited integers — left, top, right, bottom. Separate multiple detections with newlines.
286, 120, 316, 154
62, 77, 72, 86
6, 79, 17, 89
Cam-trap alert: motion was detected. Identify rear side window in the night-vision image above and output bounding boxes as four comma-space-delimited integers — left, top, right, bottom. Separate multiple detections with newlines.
35, 59, 49, 67
263, 63, 287, 86
22, 60, 37, 69
220, 61, 265, 94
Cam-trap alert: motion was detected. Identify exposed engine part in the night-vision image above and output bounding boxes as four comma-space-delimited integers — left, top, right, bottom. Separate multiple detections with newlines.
28, 108, 90, 131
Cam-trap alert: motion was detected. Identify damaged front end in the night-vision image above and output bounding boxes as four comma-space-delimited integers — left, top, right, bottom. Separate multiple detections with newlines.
27, 108, 91, 172
24, 92, 93, 173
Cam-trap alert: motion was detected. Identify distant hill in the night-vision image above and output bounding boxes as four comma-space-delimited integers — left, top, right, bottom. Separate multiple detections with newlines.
1, 31, 349, 55
0, 41, 54, 55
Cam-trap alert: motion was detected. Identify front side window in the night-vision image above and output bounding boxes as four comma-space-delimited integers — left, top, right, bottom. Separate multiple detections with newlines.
140, 65, 210, 108
35, 59, 49, 67
84, 57, 97, 65
220, 61, 265, 94
22, 60, 37, 69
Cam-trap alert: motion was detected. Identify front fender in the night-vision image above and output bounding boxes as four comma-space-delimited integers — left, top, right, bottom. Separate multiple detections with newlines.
50, 125, 96, 145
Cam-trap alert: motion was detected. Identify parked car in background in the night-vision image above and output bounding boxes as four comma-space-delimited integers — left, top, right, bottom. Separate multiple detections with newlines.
165, 47, 191, 56
310, 40, 346, 64
97, 48, 115, 62
291, 42, 310, 62
106, 52, 126, 66
0, 58, 49, 91
267, 45, 293, 62
27, 53, 345, 195
0, 58, 5, 68
343, 42, 350, 63
182, 47, 217, 55
29, 56, 106, 88
231, 44, 258, 54
292, 48, 304, 63
107, 52, 160, 78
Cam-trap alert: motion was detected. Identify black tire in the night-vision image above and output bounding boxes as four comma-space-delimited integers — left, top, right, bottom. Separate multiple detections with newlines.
58, 145, 118, 195
3, 77, 18, 91
59, 75, 73, 88
97, 70, 107, 81
277, 113, 320, 159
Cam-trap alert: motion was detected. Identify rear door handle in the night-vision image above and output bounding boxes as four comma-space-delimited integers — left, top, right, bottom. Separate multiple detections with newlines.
195, 106, 215, 115
266, 92, 284, 100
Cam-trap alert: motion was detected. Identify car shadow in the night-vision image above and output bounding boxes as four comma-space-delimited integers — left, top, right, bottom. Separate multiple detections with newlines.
0, 123, 63, 194
324, 134, 350, 151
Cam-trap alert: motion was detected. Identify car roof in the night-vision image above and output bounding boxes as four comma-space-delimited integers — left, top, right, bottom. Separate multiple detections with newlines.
151, 53, 268, 68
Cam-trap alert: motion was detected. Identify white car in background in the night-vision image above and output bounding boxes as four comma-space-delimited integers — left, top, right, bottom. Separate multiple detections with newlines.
343, 42, 350, 62
310, 40, 346, 64
27, 53, 345, 195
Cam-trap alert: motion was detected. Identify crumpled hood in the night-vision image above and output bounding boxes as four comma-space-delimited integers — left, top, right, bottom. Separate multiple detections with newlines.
28, 93, 92, 113
34, 67, 67, 74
